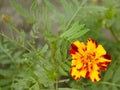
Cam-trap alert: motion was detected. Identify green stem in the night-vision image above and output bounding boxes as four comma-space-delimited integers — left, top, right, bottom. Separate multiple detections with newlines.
55, 78, 58, 90
65, 0, 87, 30
29, 82, 38, 89
8, 22, 21, 35
100, 82, 120, 87
27, 41, 36, 51
109, 28, 119, 42
11, 75, 15, 90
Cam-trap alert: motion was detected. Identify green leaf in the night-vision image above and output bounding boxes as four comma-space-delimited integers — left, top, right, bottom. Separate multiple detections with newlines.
10, 1, 29, 17
68, 28, 89, 40
13, 79, 29, 89
82, 6, 108, 13
60, 23, 89, 40
41, 44, 49, 54
61, 63, 70, 72
59, 66, 68, 76
29, 83, 39, 90
30, 24, 40, 39
34, 64, 54, 87
55, 48, 62, 61
61, 41, 69, 60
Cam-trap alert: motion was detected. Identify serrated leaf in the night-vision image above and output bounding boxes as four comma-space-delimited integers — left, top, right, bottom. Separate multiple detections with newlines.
60, 23, 89, 40
55, 48, 62, 61
30, 24, 39, 39
83, 6, 108, 12
61, 23, 83, 37
68, 29, 89, 40
29, 83, 39, 90
34, 65, 54, 87
61, 41, 68, 60
14, 79, 29, 89
59, 66, 68, 76
61, 63, 70, 72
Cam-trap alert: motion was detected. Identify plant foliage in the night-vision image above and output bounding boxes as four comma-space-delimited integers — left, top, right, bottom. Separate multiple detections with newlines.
0, 0, 120, 90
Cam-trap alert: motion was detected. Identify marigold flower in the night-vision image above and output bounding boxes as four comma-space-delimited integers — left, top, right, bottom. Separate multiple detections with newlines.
69, 38, 111, 82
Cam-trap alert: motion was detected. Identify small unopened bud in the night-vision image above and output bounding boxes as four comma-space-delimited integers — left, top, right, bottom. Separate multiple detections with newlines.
2, 14, 11, 23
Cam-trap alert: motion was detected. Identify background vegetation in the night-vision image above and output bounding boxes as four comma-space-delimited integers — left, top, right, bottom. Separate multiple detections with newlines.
0, 0, 120, 90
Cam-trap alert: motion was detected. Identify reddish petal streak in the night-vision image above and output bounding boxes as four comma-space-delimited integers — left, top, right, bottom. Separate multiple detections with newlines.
94, 79, 97, 82
98, 74, 101, 78
73, 75, 76, 78
99, 66, 106, 70
77, 68, 82, 72
72, 65, 76, 67
91, 38, 98, 47
76, 77, 80, 80
98, 62, 111, 65
71, 44, 78, 52
70, 69, 72, 74
69, 48, 75, 54
87, 38, 98, 48
102, 54, 111, 60
85, 71, 90, 78
105, 62, 111, 65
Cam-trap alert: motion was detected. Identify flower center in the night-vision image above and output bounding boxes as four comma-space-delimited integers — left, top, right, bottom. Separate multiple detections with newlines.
82, 52, 96, 69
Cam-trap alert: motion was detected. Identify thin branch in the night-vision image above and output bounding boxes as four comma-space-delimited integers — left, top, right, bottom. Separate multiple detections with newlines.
100, 82, 120, 87
109, 27, 120, 42
65, 0, 87, 30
